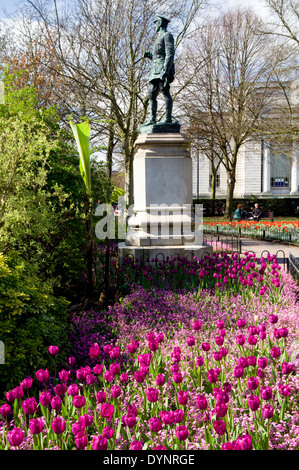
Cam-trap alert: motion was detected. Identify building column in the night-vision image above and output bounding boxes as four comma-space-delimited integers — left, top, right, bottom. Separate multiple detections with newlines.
290, 141, 299, 194
262, 142, 271, 195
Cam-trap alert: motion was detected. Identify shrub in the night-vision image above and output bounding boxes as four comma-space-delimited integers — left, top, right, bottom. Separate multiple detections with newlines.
0, 253, 70, 395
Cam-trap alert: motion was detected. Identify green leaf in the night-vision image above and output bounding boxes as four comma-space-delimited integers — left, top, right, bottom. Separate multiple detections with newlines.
70, 120, 91, 196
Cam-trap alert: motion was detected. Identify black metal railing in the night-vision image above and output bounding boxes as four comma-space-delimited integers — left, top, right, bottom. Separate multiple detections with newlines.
204, 225, 299, 244
288, 253, 299, 282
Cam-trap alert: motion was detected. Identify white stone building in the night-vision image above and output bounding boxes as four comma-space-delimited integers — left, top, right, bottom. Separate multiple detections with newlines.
191, 77, 299, 200
192, 138, 299, 199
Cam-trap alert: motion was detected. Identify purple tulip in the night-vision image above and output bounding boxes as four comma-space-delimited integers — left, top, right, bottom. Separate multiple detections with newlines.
196, 395, 208, 410
130, 441, 143, 450
29, 418, 44, 435
58, 370, 71, 383
215, 403, 227, 418
92, 435, 108, 450
247, 356, 257, 367
215, 336, 224, 346
51, 396, 62, 411
258, 357, 268, 369
109, 346, 121, 359
148, 417, 162, 432
173, 409, 184, 423
148, 340, 159, 352
207, 369, 218, 384
20, 376, 33, 390
201, 342, 211, 351
196, 356, 204, 367
67, 384, 79, 397
8, 427, 24, 447
0, 404, 11, 417
212, 419, 226, 435
73, 395, 86, 409
120, 372, 129, 383
53, 383, 67, 396
192, 320, 202, 331
247, 335, 258, 345
248, 395, 260, 411
72, 421, 85, 435
247, 376, 259, 391
134, 370, 146, 383
96, 391, 106, 403
104, 371, 114, 382
177, 391, 188, 406
160, 411, 174, 425
78, 414, 94, 427
22, 397, 37, 415
110, 385, 121, 399
260, 386, 272, 400
39, 391, 51, 407
102, 426, 114, 439
186, 336, 195, 347
270, 347, 281, 359
281, 362, 294, 374
269, 314, 278, 324
124, 414, 137, 428
89, 342, 100, 359
237, 319, 247, 328
146, 388, 159, 403
172, 372, 183, 384
75, 431, 88, 449
155, 374, 165, 386
36, 369, 49, 383
93, 364, 104, 375
51, 416, 66, 434
176, 425, 189, 441
48, 345, 59, 356
262, 404, 274, 419
100, 403, 114, 420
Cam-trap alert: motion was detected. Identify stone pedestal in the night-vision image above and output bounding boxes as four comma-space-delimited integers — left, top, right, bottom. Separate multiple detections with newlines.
119, 132, 212, 262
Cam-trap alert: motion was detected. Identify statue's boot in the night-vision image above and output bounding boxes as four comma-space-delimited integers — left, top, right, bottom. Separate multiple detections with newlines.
143, 116, 156, 126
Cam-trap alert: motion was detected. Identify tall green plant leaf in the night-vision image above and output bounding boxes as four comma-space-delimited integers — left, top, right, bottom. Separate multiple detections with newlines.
70, 121, 91, 196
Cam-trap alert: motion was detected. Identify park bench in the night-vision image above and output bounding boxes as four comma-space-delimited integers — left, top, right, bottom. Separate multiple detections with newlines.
230, 210, 274, 222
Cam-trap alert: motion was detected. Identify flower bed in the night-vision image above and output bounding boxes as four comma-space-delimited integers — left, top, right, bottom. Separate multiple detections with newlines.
204, 220, 299, 243
0, 253, 298, 450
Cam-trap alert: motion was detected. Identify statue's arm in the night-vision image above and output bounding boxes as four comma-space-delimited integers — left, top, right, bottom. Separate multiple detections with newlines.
163, 32, 174, 76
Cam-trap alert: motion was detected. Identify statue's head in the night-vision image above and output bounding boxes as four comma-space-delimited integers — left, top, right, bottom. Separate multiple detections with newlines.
154, 14, 170, 32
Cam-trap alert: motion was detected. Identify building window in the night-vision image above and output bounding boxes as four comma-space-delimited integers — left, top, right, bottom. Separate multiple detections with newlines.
209, 173, 220, 188
270, 145, 291, 188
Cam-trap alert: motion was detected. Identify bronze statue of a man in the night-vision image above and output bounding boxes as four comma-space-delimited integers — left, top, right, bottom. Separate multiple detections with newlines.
143, 14, 175, 125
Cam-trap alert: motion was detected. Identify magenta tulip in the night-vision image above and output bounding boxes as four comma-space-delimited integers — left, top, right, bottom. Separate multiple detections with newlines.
51, 416, 66, 434
29, 418, 44, 435
8, 427, 24, 447
146, 388, 159, 403
176, 425, 189, 441
212, 419, 226, 435
148, 417, 162, 432
248, 395, 260, 411
92, 435, 108, 450
48, 345, 59, 356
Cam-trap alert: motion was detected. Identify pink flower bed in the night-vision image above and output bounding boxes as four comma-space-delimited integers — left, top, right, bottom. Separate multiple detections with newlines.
0, 253, 298, 450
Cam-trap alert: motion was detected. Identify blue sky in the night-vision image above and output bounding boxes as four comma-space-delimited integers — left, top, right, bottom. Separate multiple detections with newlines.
0, 0, 271, 20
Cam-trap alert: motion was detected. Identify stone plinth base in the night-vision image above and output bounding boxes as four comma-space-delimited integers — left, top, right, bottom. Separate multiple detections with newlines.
118, 242, 213, 264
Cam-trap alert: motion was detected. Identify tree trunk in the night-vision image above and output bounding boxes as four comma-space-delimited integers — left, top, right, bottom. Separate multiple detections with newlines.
106, 120, 115, 179
85, 194, 94, 300
224, 170, 236, 219
210, 172, 216, 215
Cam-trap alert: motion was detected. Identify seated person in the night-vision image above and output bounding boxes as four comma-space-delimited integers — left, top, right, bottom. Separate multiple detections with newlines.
248, 203, 262, 221
233, 204, 247, 221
